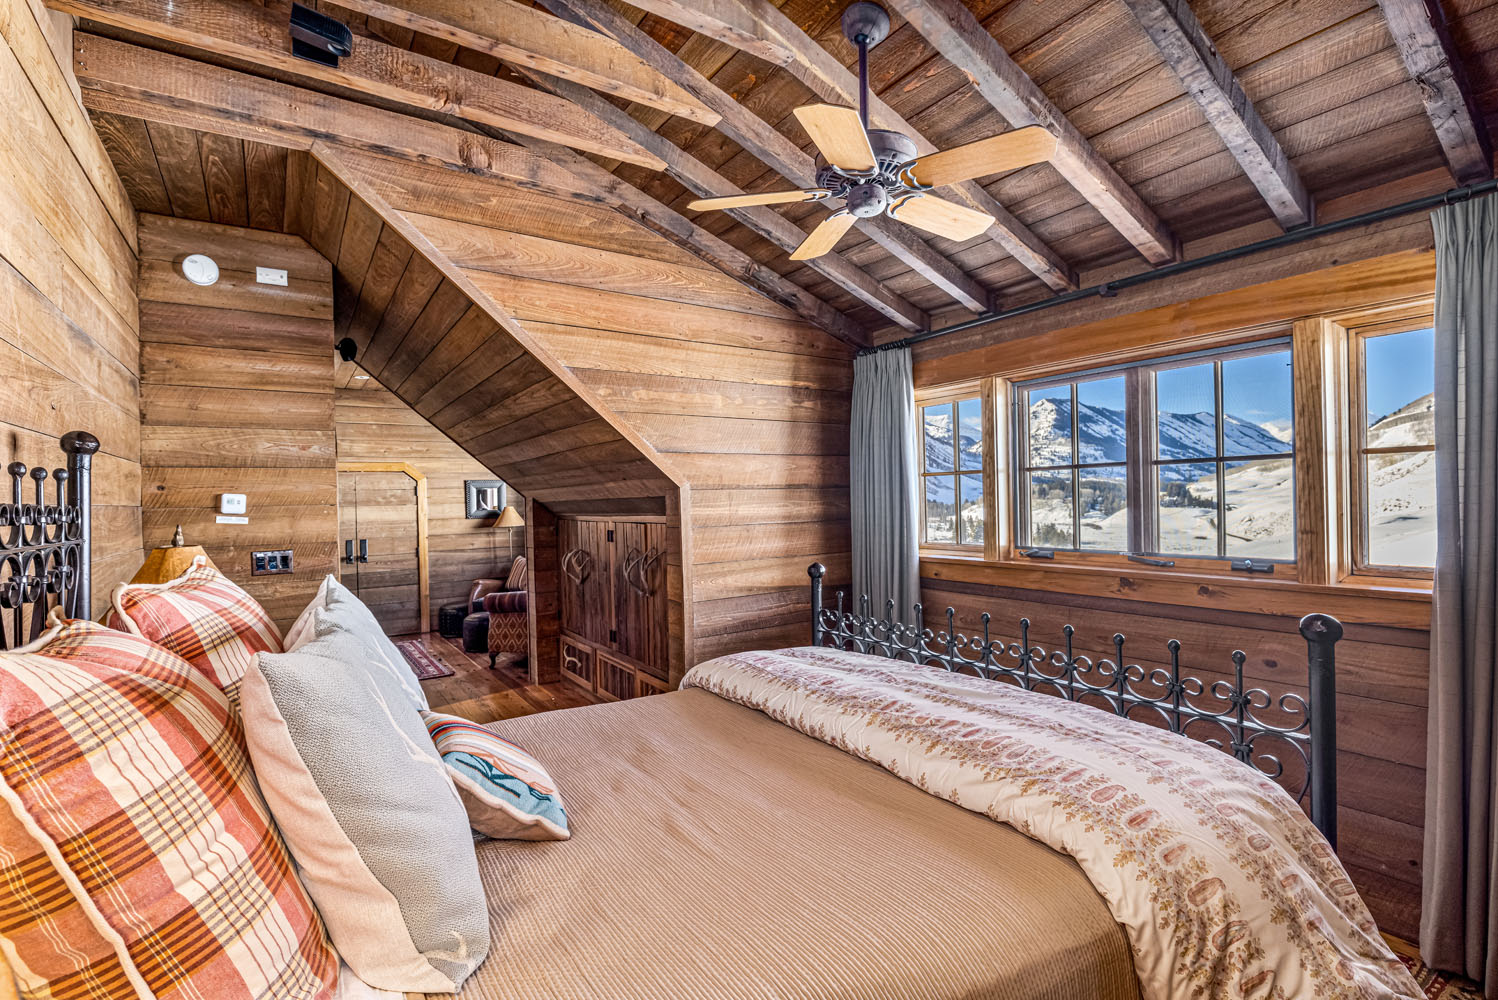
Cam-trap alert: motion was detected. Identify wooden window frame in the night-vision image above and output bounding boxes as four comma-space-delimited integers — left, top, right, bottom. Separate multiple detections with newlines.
1005, 337, 1298, 575
1343, 308, 1437, 580
916, 380, 998, 561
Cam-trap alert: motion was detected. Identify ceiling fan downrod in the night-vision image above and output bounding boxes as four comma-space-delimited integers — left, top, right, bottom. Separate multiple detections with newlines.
842, 2, 891, 130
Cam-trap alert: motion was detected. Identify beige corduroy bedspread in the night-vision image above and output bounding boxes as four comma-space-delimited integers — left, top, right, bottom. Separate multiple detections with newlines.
408, 688, 1137, 1000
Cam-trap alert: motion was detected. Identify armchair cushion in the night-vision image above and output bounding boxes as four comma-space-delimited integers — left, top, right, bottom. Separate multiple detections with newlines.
482, 590, 528, 615
468, 578, 504, 614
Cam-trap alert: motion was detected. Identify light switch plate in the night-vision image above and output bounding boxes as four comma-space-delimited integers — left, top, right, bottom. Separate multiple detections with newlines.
219, 493, 247, 515
255, 266, 288, 286
251, 549, 294, 576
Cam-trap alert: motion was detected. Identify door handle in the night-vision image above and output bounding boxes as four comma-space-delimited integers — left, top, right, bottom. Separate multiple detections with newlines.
358, 538, 369, 563
343, 539, 355, 564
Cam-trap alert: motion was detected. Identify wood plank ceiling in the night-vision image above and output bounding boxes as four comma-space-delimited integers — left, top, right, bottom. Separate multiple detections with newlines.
55, 0, 1498, 344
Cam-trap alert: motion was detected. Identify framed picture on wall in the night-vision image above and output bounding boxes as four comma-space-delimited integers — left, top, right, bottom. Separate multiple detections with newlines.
465, 480, 507, 519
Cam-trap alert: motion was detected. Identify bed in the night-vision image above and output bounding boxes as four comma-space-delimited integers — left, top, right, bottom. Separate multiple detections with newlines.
1, 433, 1416, 1000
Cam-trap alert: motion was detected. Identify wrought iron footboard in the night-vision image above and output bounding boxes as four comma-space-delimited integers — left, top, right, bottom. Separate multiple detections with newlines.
806, 563, 1342, 849
1, 432, 97, 649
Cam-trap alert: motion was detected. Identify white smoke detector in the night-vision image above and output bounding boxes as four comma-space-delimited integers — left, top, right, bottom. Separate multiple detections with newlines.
181, 254, 219, 286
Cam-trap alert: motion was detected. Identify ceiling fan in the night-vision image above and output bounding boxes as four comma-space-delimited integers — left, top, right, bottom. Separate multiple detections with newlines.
686, 2, 1058, 261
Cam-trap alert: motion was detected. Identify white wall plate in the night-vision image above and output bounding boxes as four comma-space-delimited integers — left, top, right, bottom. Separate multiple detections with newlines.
256, 266, 289, 286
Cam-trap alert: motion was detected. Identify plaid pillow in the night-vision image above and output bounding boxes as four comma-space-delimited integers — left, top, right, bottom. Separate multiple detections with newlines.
106, 555, 283, 707
0, 619, 337, 1000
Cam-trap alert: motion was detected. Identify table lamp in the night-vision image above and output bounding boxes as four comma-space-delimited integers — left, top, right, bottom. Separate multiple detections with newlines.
130, 525, 216, 584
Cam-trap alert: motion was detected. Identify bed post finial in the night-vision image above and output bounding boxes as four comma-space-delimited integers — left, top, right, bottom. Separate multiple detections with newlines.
60, 431, 97, 619
808, 563, 826, 646
1299, 613, 1342, 849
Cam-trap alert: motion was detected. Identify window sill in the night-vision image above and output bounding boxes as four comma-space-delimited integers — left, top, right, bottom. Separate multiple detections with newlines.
918, 554, 1431, 629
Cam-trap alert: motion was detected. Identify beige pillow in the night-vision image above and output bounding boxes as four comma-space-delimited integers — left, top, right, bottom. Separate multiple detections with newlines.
242, 626, 489, 993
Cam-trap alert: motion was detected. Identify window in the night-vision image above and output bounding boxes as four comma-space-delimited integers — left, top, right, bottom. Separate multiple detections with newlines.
1015, 340, 1296, 564
1018, 375, 1127, 551
920, 393, 985, 548
1151, 348, 1295, 560
1355, 325, 1436, 571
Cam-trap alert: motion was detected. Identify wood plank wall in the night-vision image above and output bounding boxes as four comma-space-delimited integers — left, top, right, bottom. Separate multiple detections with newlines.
0, 0, 141, 615
136, 214, 335, 630
335, 157, 855, 666
334, 375, 525, 629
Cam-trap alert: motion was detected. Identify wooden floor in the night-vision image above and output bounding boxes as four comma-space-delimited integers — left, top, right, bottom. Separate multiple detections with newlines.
396, 632, 599, 724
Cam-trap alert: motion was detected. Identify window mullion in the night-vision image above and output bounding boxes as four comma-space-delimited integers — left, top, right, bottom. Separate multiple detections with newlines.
1214, 360, 1227, 559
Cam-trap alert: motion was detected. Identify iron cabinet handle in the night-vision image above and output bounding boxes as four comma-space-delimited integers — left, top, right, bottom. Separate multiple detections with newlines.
343, 539, 355, 564
358, 538, 369, 563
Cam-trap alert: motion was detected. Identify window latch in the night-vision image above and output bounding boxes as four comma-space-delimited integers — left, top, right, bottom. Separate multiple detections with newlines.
1019, 548, 1054, 560
1230, 558, 1275, 574
1127, 554, 1175, 568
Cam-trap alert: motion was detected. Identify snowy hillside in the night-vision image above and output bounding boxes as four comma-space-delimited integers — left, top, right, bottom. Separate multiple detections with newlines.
1365, 392, 1435, 566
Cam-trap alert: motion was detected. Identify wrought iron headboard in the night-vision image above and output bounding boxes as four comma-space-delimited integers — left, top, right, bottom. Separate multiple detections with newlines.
806, 563, 1342, 849
1, 432, 98, 649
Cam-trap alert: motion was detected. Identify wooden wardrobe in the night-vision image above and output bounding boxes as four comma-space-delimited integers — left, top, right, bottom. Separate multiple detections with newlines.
557, 517, 669, 700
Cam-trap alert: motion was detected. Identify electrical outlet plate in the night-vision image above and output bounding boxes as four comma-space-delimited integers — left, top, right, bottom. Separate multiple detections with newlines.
255, 266, 289, 286
251, 549, 294, 576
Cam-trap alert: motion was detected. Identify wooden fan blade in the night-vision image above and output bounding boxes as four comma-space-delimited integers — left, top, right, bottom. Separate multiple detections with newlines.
789, 211, 857, 261
888, 194, 996, 242
901, 126, 1058, 188
687, 189, 830, 211
794, 104, 877, 173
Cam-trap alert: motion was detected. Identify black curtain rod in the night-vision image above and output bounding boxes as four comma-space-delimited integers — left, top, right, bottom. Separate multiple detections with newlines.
860, 177, 1498, 357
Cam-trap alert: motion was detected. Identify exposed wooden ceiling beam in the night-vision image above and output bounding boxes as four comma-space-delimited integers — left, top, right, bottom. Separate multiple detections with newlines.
48, 0, 666, 169
885, 0, 1180, 266
623, 0, 1078, 293
72, 34, 868, 345
324, 0, 719, 127
1374, 0, 1493, 185
522, 70, 926, 333
537, 0, 987, 317
1120, 0, 1313, 229
502, 131, 870, 347
72, 33, 602, 200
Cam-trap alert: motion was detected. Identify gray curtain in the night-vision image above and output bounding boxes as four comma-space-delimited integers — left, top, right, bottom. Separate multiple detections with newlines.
1422, 192, 1498, 986
850, 347, 920, 620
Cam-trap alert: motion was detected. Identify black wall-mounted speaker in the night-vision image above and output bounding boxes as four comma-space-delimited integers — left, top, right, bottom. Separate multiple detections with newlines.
290, 3, 352, 67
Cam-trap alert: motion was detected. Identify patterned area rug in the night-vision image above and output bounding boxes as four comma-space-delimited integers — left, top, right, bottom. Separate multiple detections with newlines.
1391, 938, 1484, 999
395, 640, 454, 681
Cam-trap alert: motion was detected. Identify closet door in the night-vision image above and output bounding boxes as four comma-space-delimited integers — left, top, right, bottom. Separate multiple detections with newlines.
613, 521, 668, 678
340, 471, 421, 635
559, 518, 612, 647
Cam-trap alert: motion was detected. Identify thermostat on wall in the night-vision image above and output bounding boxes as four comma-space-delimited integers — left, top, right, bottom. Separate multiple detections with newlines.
219, 493, 247, 515
181, 254, 219, 286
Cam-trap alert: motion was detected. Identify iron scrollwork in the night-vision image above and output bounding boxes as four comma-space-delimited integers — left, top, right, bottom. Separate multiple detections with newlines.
1, 432, 97, 649
805, 562, 1342, 849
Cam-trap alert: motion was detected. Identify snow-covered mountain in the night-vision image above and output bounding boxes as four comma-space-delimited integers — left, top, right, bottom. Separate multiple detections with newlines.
927, 391, 1434, 566
1026, 396, 1288, 476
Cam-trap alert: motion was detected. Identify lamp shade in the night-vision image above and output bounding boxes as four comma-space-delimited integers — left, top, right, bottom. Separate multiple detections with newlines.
495, 505, 525, 528
129, 525, 217, 584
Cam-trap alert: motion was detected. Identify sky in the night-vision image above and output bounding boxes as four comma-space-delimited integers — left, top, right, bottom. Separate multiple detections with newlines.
1364, 327, 1435, 424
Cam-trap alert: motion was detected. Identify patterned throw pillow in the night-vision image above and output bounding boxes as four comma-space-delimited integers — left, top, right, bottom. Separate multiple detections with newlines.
422, 710, 570, 841
106, 554, 282, 707
0, 620, 337, 1000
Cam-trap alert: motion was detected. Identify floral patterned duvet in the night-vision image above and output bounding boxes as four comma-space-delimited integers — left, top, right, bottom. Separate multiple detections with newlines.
681, 645, 1420, 1000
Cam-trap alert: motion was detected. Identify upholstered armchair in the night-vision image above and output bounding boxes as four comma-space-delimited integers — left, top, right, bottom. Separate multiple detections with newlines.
470, 556, 527, 667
